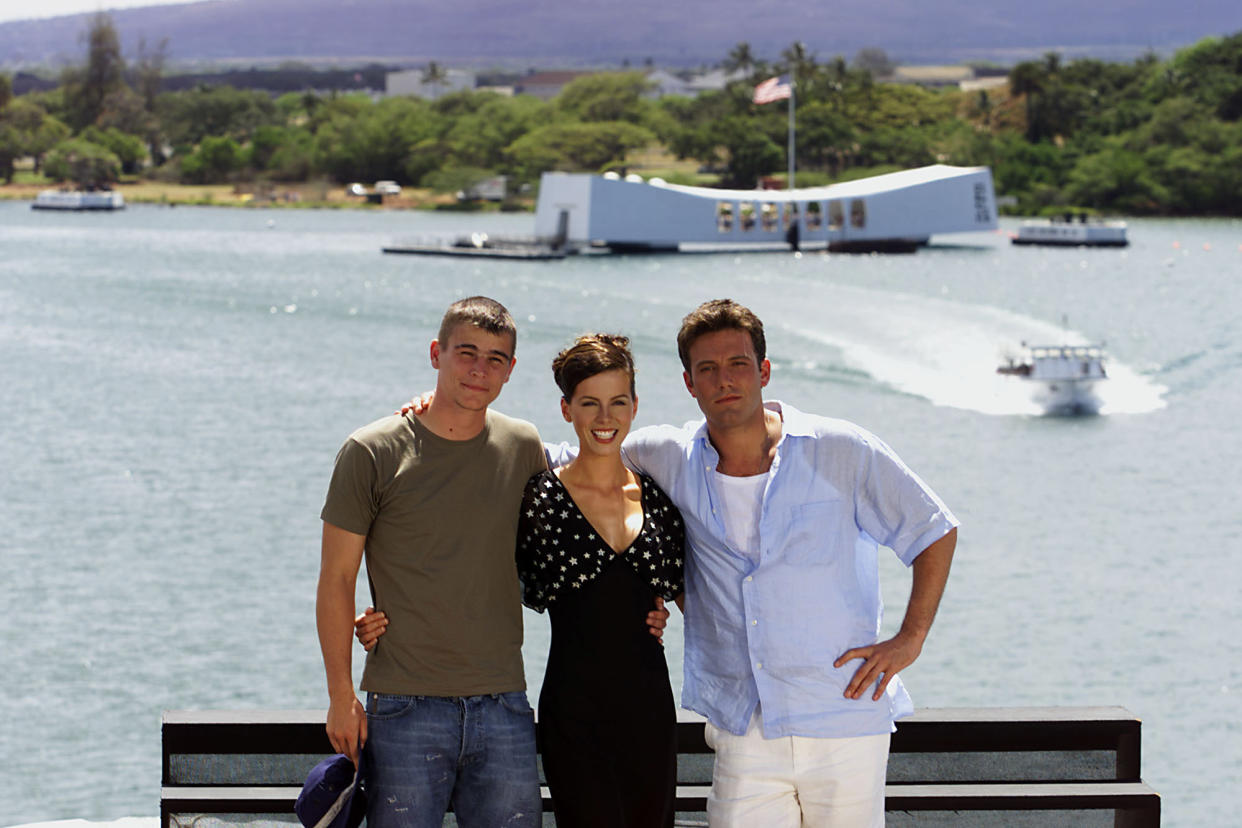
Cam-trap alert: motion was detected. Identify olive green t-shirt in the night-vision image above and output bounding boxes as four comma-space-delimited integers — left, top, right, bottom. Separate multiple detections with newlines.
321, 408, 546, 696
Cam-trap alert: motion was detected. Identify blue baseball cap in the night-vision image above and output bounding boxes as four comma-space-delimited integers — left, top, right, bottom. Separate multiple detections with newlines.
295, 753, 368, 828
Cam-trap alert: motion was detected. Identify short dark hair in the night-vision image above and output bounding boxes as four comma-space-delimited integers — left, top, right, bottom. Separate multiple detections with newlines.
552, 333, 637, 400
438, 296, 517, 352
676, 298, 766, 371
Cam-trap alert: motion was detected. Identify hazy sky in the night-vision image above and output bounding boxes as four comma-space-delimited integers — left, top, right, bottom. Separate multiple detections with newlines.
0, 0, 202, 25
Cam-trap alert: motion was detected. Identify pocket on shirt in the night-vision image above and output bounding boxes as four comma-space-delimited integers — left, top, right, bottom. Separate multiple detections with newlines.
782, 499, 848, 565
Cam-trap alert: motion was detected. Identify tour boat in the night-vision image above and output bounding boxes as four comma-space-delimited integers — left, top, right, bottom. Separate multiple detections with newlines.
997, 343, 1108, 414
1011, 216, 1127, 247
32, 189, 125, 211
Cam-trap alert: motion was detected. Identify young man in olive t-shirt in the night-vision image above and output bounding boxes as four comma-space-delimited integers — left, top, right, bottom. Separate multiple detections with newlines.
316, 296, 546, 828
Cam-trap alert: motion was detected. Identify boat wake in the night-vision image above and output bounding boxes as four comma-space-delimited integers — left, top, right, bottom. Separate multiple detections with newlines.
780, 289, 1167, 416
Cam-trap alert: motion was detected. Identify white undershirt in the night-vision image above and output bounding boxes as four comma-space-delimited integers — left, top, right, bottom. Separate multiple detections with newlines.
714, 470, 768, 563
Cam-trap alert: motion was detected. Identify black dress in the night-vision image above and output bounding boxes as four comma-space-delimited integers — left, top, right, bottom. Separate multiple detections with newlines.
517, 470, 685, 828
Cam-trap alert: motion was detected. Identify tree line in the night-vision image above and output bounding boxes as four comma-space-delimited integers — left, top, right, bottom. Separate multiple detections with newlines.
2, 15, 1241, 215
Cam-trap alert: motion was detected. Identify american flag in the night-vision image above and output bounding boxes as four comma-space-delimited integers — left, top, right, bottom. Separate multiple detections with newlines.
752, 74, 792, 105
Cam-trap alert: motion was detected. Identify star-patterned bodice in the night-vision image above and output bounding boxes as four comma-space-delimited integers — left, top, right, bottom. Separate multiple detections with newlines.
516, 469, 685, 612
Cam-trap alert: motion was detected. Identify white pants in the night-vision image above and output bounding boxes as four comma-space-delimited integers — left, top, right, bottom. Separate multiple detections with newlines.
705, 708, 889, 828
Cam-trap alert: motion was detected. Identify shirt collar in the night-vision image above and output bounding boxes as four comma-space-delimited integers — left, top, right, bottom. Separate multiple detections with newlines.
691, 399, 816, 454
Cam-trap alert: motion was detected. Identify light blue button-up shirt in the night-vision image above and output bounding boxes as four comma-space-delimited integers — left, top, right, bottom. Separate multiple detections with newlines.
619, 401, 958, 739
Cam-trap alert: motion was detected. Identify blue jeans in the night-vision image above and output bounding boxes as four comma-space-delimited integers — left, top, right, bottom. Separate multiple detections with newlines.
364, 691, 541, 828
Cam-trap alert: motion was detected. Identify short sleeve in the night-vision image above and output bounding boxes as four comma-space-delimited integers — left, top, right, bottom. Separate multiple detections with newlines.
642, 476, 686, 600
515, 472, 552, 612
851, 432, 958, 566
320, 437, 379, 535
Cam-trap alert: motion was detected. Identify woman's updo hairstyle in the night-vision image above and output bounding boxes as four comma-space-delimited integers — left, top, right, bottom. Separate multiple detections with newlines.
552, 333, 637, 401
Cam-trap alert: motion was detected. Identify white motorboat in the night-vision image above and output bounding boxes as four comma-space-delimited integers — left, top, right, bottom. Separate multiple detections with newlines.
32, 189, 125, 211
998, 343, 1108, 414
1011, 215, 1127, 247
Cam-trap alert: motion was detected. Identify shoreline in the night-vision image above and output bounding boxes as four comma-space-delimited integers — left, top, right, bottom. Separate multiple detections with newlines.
0, 180, 534, 212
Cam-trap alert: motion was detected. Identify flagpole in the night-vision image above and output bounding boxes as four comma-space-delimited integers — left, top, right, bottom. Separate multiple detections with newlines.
787, 68, 796, 190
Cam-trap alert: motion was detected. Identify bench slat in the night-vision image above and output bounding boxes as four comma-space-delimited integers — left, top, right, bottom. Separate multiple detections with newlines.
161, 782, 1159, 813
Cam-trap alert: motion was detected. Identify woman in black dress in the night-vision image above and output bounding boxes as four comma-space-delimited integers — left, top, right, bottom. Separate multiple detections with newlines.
516, 334, 684, 827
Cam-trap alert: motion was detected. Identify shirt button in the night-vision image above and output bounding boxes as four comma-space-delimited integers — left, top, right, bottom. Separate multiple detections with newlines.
751, 619, 758, 626
755, 662, 763, 670
745, 576, 753, 582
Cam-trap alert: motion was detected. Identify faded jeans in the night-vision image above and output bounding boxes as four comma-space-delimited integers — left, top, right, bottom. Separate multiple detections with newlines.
365, 691, 541, 828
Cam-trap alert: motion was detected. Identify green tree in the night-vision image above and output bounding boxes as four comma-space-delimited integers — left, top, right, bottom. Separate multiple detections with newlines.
80, 125, 145, 173
264, 128, 316, 181
556, 72, 654, 124
133, 36, 169, 163
422, 61, 448, 100
989, 134, 1073, 208
654, 87, 739, 163
134, 36, 168, 112
44, 137, 121, 188
0, 98, 71, 180
1064, 144, 1168, 211
248, 124, 289, 171
61, 13, 127, 130
313, 96, 441, 183
96, 86, 154, 140
442, 93, 548, 170
504, 121, 654, 182
179, 135, 242, 183
716, 116, 783, 187
853, 48, 895, 78
158, 86, 280, 147
723, 42, 759, 77
779, 41, 816, 85
796, 101, 855, 174
1165, 32, 1242, 120
1009, 59, 1048, 141
422, 165, 496, 195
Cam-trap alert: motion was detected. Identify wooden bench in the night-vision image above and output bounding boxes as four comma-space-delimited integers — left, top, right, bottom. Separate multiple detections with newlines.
162, 706, 1159, 827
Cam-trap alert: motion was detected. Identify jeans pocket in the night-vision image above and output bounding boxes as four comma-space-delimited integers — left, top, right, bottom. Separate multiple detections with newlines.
496, 690, 534, 718
366, 693, 418, 721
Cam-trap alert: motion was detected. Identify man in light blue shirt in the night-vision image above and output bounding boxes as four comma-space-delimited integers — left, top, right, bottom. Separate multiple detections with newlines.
628, 299, 958, 826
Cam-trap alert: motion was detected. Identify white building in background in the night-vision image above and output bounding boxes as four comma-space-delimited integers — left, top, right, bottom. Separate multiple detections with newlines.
644, 69, 694, 98
385, 67, 476, 98
513, 71, 594, 100
643, 67, 750, 99
533, 164, 998, 253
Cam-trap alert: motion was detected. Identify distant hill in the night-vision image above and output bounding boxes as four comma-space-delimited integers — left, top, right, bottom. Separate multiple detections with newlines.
3, 0, 1242, 70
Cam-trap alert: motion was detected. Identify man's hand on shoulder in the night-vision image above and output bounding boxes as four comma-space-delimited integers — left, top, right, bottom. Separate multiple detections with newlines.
355, 607, 388, 651
395, 391, 434, 416
834, 630, 925, 701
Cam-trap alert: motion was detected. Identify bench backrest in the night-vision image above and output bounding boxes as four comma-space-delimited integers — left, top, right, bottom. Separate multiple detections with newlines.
163, 705, 1142, 788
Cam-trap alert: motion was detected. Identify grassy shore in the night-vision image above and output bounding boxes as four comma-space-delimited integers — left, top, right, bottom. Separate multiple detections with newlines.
0, 175, 533, 210
0, 146, 711, 210
1, 179, 479, 209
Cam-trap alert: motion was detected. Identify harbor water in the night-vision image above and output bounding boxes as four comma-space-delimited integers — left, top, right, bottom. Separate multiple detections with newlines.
1, 203, 1239, 826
